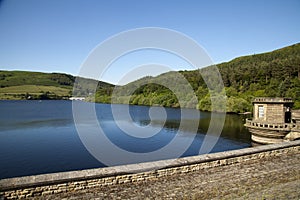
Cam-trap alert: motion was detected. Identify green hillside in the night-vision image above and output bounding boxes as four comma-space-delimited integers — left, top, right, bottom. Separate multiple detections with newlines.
94, 43, 300, 112
0, 71, 113, 100
2, 43, 299, 113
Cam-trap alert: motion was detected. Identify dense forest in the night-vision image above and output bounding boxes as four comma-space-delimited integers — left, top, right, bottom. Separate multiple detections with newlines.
94, 43, 300, 113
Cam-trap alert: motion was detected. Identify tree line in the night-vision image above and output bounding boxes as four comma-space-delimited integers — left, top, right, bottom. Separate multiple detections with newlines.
94, 43, 300, 113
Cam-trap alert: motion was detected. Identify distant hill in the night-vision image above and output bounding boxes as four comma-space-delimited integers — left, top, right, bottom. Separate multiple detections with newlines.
0, 71, 113, 100
2, 43, 299, 113
94, 43, 300, 112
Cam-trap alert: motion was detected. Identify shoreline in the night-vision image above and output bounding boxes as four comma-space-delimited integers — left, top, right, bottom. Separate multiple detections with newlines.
0, 99, 248, 115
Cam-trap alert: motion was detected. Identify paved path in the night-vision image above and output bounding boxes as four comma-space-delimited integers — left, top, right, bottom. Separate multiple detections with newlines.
36, 151, 300, 200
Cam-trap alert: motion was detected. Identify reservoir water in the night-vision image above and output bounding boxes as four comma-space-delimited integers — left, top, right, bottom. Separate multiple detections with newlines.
0, 100, 251, 179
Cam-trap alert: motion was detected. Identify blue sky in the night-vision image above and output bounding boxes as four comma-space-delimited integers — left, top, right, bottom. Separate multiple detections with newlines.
0, 0, 299, 84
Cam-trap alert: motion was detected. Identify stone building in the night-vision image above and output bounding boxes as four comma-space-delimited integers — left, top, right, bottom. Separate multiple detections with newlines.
245, 97, 300, 144
252, 97, 294, 123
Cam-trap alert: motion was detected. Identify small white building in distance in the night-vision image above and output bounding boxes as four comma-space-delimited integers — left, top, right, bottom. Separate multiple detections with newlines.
69, 97, 85, 101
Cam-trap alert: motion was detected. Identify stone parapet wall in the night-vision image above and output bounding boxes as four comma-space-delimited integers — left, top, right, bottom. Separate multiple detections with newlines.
244, 119, 294, 131
1, 140, 300, 199
253, 97, 293, 103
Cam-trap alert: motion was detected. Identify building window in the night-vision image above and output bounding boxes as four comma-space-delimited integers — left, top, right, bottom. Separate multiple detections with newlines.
258, 106, 264, 118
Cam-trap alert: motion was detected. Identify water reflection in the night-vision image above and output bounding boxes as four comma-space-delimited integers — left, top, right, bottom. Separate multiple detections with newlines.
0, 119, 73, 131
0, 100, 251, 179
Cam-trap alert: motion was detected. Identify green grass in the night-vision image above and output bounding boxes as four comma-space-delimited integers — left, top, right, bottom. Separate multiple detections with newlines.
0, 70, 74, 88
0, 70, 114, 100
0, 85, 72, 100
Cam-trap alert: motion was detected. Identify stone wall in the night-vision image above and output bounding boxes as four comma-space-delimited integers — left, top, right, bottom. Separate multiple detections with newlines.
253, 103, 285, 123
266, 104, 284, 123
1, 140, 300, 199
292, 110, 300, 124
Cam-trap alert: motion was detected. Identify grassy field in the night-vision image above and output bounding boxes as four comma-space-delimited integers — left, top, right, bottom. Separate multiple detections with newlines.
0, 71, 75, 87
0, 85, 72, 100
0, 70, 114, 100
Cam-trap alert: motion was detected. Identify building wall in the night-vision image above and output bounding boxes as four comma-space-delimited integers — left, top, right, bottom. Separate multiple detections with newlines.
266, 104, 285, 123
253, 103, 286, 123
292, 110, 300, 124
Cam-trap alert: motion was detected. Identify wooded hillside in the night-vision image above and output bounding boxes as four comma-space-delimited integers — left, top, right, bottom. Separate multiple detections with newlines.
1, 43, 299, 113
94, 43, 300, 112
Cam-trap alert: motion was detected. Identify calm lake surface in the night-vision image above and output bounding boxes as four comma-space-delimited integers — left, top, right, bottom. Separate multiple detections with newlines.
0, 100, 251, 179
